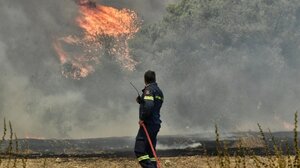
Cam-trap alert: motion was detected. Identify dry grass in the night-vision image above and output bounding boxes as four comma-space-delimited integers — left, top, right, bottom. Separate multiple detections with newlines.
0, 112, 299, 167
210, 112, 299, 168
0, 156, 211, 168
0, 156, 297, 168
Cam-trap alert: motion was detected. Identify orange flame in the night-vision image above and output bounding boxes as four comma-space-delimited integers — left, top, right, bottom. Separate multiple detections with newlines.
77, 5, 139, 37
53, 0, 140, 80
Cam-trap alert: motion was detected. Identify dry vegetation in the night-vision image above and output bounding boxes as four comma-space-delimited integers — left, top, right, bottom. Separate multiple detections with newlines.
0, 156, 297, 168
0, 112, 300, 168
0, 157, 208, 168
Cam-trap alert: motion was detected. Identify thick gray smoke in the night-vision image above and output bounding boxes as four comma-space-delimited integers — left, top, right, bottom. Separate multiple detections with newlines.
1, 0, 299, 139
0, 0, 178, 138
131, 0, 300, 134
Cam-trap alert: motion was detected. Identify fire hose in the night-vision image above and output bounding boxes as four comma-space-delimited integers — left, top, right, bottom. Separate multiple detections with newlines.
131, 82, 161, 168
140, 122, 161, 168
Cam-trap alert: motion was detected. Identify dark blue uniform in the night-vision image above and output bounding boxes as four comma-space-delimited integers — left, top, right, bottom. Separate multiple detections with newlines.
134, 83, 164, 168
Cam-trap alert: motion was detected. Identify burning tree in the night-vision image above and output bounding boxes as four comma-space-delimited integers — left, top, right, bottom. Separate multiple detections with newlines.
53, 0, 140, 80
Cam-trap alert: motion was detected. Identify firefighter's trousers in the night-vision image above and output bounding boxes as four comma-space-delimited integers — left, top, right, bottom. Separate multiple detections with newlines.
134, 124, 160, 168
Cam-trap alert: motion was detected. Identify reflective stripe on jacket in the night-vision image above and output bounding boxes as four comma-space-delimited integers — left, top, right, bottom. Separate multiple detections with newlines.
139, 83, 164, 125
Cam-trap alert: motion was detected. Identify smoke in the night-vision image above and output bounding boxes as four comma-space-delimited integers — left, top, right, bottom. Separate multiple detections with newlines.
1, 0, 300, 139
0, 0, 178, 138
131, 0, 300, 135
98, 0, 180, 23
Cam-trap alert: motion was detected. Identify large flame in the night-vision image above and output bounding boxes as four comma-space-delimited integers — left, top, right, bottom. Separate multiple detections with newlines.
53, 0, 140, 80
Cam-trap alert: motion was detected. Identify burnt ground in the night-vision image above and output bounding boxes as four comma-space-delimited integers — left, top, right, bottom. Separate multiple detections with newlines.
2, 131, 296, 159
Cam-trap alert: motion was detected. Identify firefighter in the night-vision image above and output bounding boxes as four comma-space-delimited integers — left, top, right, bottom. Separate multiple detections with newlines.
134, 70, 164, 168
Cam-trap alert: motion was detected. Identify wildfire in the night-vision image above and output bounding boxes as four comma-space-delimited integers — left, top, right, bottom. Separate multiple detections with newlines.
53, 0, 140, 80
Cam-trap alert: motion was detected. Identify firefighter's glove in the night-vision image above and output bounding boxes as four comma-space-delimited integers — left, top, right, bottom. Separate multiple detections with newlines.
136, 96, 144, 104
139, 120, 144, 125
